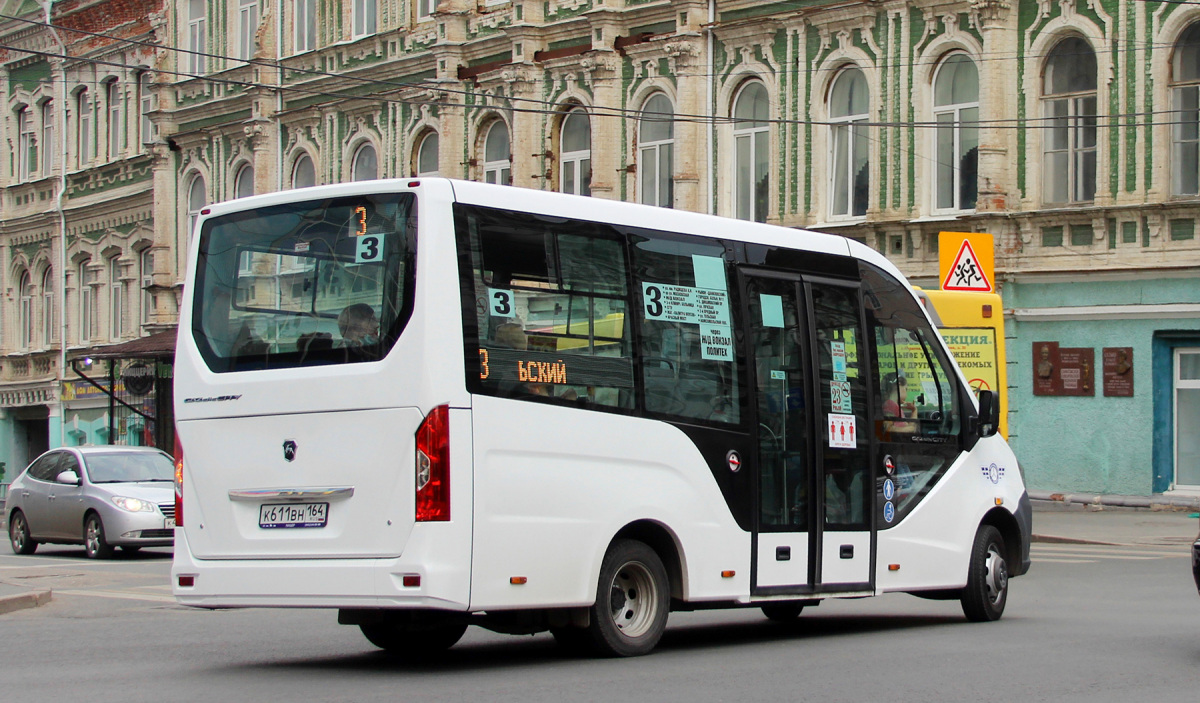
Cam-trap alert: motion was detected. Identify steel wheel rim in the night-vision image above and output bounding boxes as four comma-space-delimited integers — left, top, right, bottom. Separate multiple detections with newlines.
984, 544, 1008, 605
11, 515, 26, 551
607, 560, 658, 638
86, 520, 101, 557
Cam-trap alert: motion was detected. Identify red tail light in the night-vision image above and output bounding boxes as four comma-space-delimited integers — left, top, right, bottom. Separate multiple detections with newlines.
415, 405, 450, 522
173, 432, 184, 527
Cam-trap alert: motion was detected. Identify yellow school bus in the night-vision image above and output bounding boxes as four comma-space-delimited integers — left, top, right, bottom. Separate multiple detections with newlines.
914, 288, 1008, 439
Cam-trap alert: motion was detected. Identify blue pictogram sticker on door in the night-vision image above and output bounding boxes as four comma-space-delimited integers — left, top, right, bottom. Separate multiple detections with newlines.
981, 463, 1006, 484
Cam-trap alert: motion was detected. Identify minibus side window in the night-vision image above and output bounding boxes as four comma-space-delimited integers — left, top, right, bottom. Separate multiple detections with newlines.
860, 262, 963, 526
630, 232, 742, 425
458, 205, 634, 408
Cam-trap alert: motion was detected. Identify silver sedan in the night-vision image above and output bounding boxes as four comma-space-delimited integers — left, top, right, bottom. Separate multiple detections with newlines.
5, 446, 176, 559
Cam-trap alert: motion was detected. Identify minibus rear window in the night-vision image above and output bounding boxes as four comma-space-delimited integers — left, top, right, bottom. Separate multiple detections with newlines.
192, 193, 416, 372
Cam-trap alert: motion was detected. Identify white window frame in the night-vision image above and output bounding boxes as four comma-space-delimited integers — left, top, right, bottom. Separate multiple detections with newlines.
138, 73, 155, 145
41, 268, 54, 347
187, 174, 207, 242
483, 121, 511, 185
41, 101, 54, 174
294, 0, 316, 53
417, 133, 439, 177
559, 108, 591, 196
188, 0, 207, 74
931, 53, 980, 214
1042, 38, 1097, 205
110, 257, 124, 339
107, 79, 123, 160
17, 107, 33, 181
353, 0, 377, 38
732, 82, 769, 222
417, 0, 436, 20
77, 88, 92, 167
637, 93, 674, 208
1172, 25, 1200, 197
234, 163, 255, 197
351, 143, 379, 181
239, 0, 260, 60
19, 273, 33, 349
292, 153, 316, 188
828, 67, 870, 221
140, 249, 153, 327
78, 262, 93, 343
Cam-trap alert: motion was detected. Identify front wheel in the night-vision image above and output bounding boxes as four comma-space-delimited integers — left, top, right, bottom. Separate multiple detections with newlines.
961, 525, 1009, 622
84, 514, 114, 560
9, 511, 37, 555
584, 539, 670, 657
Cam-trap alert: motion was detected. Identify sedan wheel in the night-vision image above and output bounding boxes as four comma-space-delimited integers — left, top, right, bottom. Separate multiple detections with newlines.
84, 514, 114, 559
9, 511, 37, 555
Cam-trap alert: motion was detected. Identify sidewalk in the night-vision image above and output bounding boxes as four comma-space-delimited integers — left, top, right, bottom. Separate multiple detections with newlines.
0, 581, 51, 615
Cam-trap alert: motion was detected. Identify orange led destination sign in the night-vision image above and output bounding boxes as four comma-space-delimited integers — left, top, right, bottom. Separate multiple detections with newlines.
478, 347, 634, 388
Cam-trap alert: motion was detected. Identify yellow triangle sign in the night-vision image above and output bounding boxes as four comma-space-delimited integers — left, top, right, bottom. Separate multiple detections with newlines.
941, 238, 993, 291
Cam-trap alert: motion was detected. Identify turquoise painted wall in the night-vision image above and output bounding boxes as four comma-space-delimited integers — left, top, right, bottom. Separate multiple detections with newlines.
1005, 279, 1200, 495
0, 415, 15, 484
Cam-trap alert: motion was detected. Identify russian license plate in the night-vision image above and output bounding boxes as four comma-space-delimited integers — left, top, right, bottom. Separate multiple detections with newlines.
259, 502, 328, 529
164, 518, 176, 529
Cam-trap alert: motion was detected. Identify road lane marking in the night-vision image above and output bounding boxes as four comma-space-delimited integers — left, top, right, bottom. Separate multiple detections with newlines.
54, 589, 176, 603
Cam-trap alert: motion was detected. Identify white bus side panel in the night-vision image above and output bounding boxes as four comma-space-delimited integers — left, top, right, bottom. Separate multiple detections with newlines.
468, 395, 750, 610
875, 436, 1023, 591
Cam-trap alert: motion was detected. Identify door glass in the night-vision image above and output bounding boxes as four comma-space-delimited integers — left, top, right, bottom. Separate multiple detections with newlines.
748, 278, 808, 530
1177, 350, 1200, 487
810, 283, 870, 528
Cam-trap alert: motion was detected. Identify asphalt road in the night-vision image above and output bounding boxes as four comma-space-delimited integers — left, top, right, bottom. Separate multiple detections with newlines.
1, 539, 1197, 703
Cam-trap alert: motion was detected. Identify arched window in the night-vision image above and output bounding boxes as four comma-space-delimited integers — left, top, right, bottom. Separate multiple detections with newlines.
292, 153, 316, 188
560, 107, 591, 196
932, 53, 979, 212
41, 268, 54, 346
187, 174, 206, 241
17, 106, 33, 181
19, 272, 33, 349
483, 121, 511, 185
829, 67, 870, 219
78, 260, 94, 343
351, 143, 378, 181
733, 83, 769, 221
417, 132, 439, 176
1043, 37, 1097, 204
1172, 23, 1200, 196
234, 163, 255, 198
638, 93, 674, 208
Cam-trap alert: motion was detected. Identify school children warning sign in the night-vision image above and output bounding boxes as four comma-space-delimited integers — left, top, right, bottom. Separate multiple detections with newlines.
939, 232, 994, 293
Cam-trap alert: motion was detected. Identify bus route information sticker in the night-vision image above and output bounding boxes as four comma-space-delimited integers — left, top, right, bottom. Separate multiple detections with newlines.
828, 414, 857, 448
641, 281, 733, 361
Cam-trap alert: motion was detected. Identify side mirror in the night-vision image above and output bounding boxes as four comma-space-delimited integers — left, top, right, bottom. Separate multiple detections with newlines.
56, 470, 81, 486
977, 390, 1000, 438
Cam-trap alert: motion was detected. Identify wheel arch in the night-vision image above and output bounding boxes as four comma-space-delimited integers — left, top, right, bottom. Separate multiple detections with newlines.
980, 506, 1024, 577
612, 520, 685, 602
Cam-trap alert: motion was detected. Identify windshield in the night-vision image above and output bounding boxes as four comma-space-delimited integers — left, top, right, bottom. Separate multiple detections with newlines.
192, 192, 417, 372
85, 452, 175, 483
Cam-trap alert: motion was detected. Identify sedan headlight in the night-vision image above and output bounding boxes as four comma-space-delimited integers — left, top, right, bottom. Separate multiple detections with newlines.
112, 496, 157, 513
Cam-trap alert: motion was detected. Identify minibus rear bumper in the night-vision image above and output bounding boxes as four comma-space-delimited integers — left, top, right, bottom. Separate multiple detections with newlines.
170, 530, 470, 611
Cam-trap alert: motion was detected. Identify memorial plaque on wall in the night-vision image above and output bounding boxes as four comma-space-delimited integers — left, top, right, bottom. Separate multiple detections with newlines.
1056, 347, 1095, 396
1102, 347, 1134, 397
1033, 342, 1060, 395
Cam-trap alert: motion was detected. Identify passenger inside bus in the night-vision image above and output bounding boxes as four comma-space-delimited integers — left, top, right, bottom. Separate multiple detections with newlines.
338, 304, 379, 346
881, 372, 919, 435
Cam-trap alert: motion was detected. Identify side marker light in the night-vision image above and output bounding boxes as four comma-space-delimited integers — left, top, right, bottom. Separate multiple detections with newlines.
510, 577, 528, 585
721, 570, 736, 579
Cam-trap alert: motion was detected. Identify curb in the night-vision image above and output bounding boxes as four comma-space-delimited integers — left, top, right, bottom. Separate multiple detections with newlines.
1029, 489, 1200, 512
0, 588, 52, 616
1031, 534, 1122, 546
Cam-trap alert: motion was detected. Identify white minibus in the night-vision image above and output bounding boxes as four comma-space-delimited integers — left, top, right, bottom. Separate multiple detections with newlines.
172, 179, 1030, 657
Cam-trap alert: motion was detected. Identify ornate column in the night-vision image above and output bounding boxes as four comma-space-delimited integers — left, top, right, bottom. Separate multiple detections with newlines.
972, 0, 1015, 213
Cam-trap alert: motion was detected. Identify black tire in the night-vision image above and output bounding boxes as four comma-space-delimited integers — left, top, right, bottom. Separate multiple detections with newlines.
359, 620, 467, 655
9, 510, 37, 555
549, 625, 591, 655
584, 539, 670, 657
961, 524, 1009, 622
761, 603, 805, 622
84, 514, 114, 560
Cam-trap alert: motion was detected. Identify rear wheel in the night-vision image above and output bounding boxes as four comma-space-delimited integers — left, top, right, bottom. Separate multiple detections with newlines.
9, 511, 37, 555
84, 514, 114, 560
584, 539, 670, 657
761, 603, 805, 622
359, 619, 467, 655
961, 525, 1008, 622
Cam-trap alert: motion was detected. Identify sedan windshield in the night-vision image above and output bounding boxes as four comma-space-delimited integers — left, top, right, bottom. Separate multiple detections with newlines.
85, 453, 175, 484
